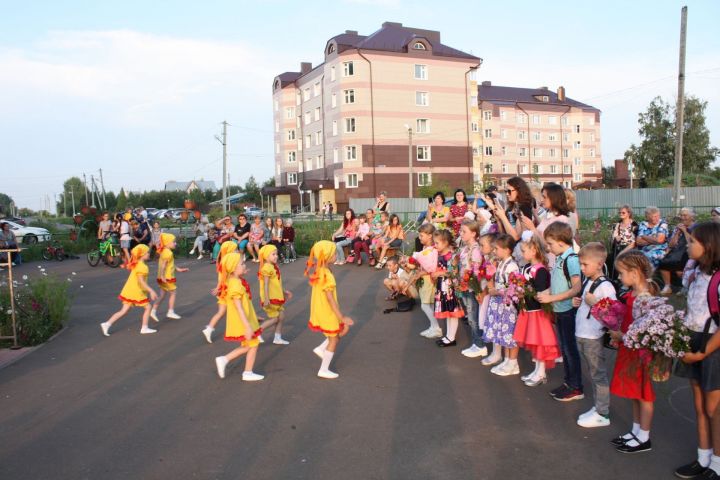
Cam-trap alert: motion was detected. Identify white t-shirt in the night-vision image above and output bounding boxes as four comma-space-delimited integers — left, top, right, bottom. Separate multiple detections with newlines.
388, 267, 409, 282
684, 268, 720, 334
575, 279, 617, 340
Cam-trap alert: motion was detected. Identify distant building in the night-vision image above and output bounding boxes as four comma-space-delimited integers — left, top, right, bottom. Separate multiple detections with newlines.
614, 159, 630, 188
164, 180, 217, 193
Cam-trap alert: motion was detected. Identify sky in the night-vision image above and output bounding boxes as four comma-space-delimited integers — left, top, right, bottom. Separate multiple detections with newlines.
0, 0, 718, 211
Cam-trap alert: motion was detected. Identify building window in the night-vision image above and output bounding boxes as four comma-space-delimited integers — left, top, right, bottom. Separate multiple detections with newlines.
517, 113, 526, 124
344, 118, 356, 133
416, 91, 429, 106
587, 116, 595, 126
275, 142, 279, 154
484, 163, 493, 173
550, 165, 557, 174
297, 139, 302, 151
501, 129, 507, 139
563, 133, 570, 142
533, 131, 541, 141
485, 146, 493, 156
413, 42, 426, 50
332, 121, 338, 136
344, 89, 355, 104
314, 82, 320, 97
519, 147, 526, 157
346, 145, 357, 161
304, 112, 310, 125
304, 135, 311, 148
274, 100, 279, 112
343, 61, 354, 77
287, 129, 296, 141
285, 107, 295, 119
330, 66, 336, 81
519, 164, 528, 174
574, 141, 581, 150
417, 146, 431, 161
471, 122, 479, 132
296, 92, 302, 105
548, 133, 557, 141
591, 164, 597, 173
502, 163, 508, 173
314, 107, 320, 121
315, 131, 322, 145
334, 175, 339, 188
563, 180, 572, 188
574, 157, 581, 166
275, 121, 279, 133
548, 116, 557, 125
574, 172, 582, 182
414, 64, 427, 80
472, 146, 480, 156
287, 151, 296, 163
470, 95, 478, 107
532, 115, 540, 125
333, 148, 339, 163
416, 118, 429, 133
316, 155, 324, 169
483, 111, 492, 121
562, 117, 569, 126
287, 172, 297, 185
418, 172, 431, 186
331, 93, 337, 108
501, 146, 506, 156
347, 173, 358, 188
574, 124, 581, 133
305, 158, 312, 172
518, 131, 526, 140
303, 88, 310, 101
500, 111, 507, 121
533, 148, 542, 157
533, 164, 541, 174
589, 148, 595, 158
564, 165, 571, 174
549, 148, 556, 158
484, 129, 492, 139
563, 148, 569, 158
590, 133, 596, 142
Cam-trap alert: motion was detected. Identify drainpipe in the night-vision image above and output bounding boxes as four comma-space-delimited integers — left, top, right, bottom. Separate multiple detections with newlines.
516, 103, 532, 179
558, 105, 571, 185
357, 49, 376, 197
320, 73, 326, 204
465, 65, 480, 186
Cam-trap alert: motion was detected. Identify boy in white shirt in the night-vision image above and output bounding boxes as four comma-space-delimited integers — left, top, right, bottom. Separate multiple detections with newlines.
383, 256, 416, 299
573, 242, 617, 428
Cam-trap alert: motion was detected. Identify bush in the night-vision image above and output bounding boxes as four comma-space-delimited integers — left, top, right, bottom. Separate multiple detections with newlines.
293, 220, 340, 256
0, 275, 72, 346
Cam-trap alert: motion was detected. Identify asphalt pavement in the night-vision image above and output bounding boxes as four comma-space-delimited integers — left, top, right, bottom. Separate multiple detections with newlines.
0, 255, 699, 479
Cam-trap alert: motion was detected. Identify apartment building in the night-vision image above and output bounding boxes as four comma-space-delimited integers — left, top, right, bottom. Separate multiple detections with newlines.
474, 82, 602, 188
269, 21, 481, 213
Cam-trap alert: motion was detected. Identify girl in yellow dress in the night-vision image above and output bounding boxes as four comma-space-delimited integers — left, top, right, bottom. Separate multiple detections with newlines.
258, 244, 293, 345
100, 244, 158, 336
151, 233, 189, 322
304, 240, 354, 379
214, 252, 264, 381
202, 241, 238, 343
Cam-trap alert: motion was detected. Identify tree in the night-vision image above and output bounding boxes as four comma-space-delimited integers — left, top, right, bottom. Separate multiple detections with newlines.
243, 176, 261, 205
624, 95, 718, 185
116, 188, 128, 211
602, 166, 616, 188
0, 192, 14, 215
56, 176, 84, 216
262, 177, 276, 188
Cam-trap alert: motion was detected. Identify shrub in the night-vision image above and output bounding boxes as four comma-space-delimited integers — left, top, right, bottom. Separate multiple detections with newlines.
0, 275, 72, 346
293, 220, 339, 256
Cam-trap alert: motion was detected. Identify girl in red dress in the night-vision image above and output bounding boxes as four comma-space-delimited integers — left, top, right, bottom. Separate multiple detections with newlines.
609, 250, 658, 454
513, 232, 559, 386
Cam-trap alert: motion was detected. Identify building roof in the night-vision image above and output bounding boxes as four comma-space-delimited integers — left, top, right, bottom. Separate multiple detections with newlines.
164, 180, 217, 192
276, 72, 302, 88
477, 83, 599, 111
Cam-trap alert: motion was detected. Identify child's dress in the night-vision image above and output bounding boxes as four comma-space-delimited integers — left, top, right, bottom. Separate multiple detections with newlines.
308, 268, 344, 336
249, 223, 264, 245
610, 292, 655, 401
119, 261, 150, 306
157, 249, 176, 291
483, 257, 519, 348
434, 251, 464, 319
259, 263, 285, 318
513, 264, 559, 367
225, 277, 262, 347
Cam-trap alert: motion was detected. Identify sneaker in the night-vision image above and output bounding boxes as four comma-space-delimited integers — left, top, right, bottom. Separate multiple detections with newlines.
197, 254, 204, 260
242, 371, 265, 382
481, 354, 503, 367
675, 461, 708, 479
318, 369, 339, 379
419, 328, 432, 337
695, 469, 720, 479
521, 372, 535, 382
577, 411, 610, 428
554, 388, 585, 402
661, 285, 673, 296
578, 407, 597, 420
493, 361, 520, 377
273, 337, 290, 345
313, 345, 326, 359
425, 327, 442, 339
215, 356, 228, 379
550, 383, 569, 397
189, 249, 195, 255
100, 322, 111, 337
524, 376, 548, 387
166, 312, 181, 320
140, 327, 157, 334
202, 327, 214, 344
150, 309, 159, 322
461, 345, 487, 358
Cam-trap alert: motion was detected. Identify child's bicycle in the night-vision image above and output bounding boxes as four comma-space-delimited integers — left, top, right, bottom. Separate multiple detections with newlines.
87, 235, 123, 268
41, 240, 65, 261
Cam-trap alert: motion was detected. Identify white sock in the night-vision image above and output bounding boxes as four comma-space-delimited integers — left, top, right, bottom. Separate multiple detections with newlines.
168, 309, 175, 315
320, 350, 334, 372
632, 422, 641, 436
506, 358, 518, 367
446, 318, 458, 341
710, 455, 720, 475
535, 361, 546, 378
274, 332, 282, 340
421, 304, 439, 330
636, 429, 650, 443
488, 344, 502, 360
205, 325, 214, 331
317, 338, 329, 351
699, 448, 713, 468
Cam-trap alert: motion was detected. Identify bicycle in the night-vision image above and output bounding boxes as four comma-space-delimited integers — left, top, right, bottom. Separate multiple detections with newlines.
87, 235, 123, 268
41, 240, 65, 261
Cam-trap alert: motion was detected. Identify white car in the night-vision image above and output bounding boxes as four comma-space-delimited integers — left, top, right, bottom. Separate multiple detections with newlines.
2, 220, 51, 244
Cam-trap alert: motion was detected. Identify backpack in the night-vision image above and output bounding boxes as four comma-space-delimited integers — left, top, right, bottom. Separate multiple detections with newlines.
383, 295, 415, 314
560, 253, 580, 288
581, 276, 615, 319
699, 270, 720, 353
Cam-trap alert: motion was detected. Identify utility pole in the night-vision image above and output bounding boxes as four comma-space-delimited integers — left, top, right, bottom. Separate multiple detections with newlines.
90, 175, 97, 207
215, 121, 228, 214
406, 126, 413, 198
99, 168, 107, 210
63, 189, 67, 217
629, 158, 634, 190
83, 173, 89, 206
673, 5, 688, 208
70, 187, 76, 216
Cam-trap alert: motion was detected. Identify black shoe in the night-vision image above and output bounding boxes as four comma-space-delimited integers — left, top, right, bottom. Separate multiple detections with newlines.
436, 337, 457, 348
616, 439, 652, 454
610, 434, 631, 447
675, 460, 708, 479
554, 388, 584, 402
697, 469, 720, 479
550, 383, 569, 398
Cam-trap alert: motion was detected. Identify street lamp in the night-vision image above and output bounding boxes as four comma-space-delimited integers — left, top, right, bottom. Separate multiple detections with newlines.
404, 124, 413, 198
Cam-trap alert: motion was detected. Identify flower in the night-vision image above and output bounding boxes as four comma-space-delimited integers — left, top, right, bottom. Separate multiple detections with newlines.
590, 298, 626, 331
623, 296, 691, 359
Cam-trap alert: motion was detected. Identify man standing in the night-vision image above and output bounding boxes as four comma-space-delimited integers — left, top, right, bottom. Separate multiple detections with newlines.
328, 202, 334, 222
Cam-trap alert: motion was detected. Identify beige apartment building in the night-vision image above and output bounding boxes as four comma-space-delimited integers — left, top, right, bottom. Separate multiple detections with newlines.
267, 22, 602, 213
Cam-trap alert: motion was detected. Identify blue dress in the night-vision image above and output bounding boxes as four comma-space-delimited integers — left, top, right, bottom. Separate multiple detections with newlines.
482, 257, 520, 348
637, 220, 669, 267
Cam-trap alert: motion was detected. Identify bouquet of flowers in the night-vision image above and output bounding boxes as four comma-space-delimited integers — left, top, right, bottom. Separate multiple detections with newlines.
410, 247, 438, 274
590, 297, 626, 331
502, 271, 553, 314
478, 260, 495, 282
623, 295, 692, 381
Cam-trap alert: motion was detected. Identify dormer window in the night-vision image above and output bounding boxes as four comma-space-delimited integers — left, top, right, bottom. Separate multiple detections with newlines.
534, 95, 550, 102
327, 44, 335, 54
274, 79, 280, 90
413, 42, 427, 50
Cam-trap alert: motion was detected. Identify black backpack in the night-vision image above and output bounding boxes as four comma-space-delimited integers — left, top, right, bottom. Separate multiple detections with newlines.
383, 295, 415, 314
560, 253, 580, 288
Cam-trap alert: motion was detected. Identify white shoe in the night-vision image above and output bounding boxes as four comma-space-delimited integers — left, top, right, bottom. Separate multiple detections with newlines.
318, 369, 339, 379
425, 327, 442, 339
419, 328, 431, 337
189, 249, 195, 255
215, 356, 228, 379
140, 327, 157, 334
482, 354, 503, 366
660, 286, 672, 296
521, 372, 534, 382
166, 312, 181, 320
100, 322, 111, 337
578, 406, 597, 420
524, 375, 548, 387
197, 254, 203, 260
493, 361, 520, 377
242, 371, 265, 382
313, 345, 326, 359
577, 411, 610, 428
273, 337, 290, 345
150, 309, 159, 322
461, 345, 487, 358
202, 327, 214, 344
258, 335, 265, 344
490, 359, 508, 374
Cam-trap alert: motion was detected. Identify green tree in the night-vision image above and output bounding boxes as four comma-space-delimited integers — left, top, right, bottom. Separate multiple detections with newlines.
116, 188, 128, 211
682, 96, 719, 173
56, 177, 84, 216
262, 177, 276, 188
0, 192, 14, 215
243, 176, 261, 205
602, 165, 616, 188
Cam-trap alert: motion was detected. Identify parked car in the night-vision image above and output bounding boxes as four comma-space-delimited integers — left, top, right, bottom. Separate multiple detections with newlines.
5, 216, 26, 226
148, 209, 167, 221
1, 220, 51, 244
245, 207, 264, 219
415, 195, 487, 224
166, 209, 193, 223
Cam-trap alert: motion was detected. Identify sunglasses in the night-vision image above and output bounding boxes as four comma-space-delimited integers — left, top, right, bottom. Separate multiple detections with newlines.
505, 188, 516, 194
